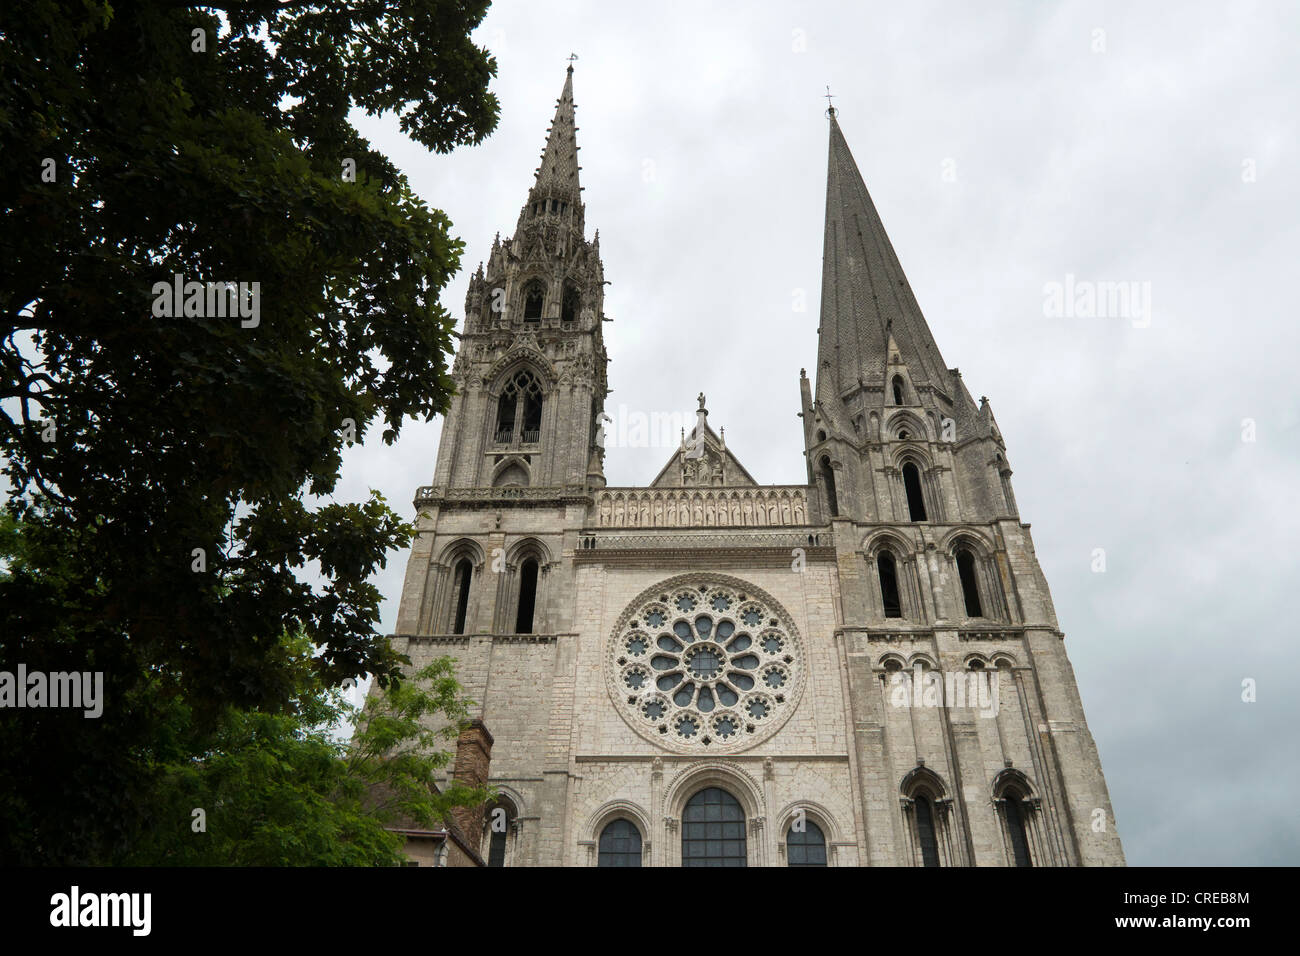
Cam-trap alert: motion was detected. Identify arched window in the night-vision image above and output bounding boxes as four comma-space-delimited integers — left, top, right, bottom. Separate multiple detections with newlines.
515, 557, 538, 634
902, 461, 927, 521
450, 558, 472, 634
483, 798, 516, 867
561, 285, 580, 323
955, 547, 983, 617
786, 820, 828, 867
495, 370, 544, 444
901, 767, 952, 867
521, 386, 542, 443
878, 550, 902, 618
487, 825, 506, 867
597, 819, 642, 867
1004, 791, 1033, 867
495, 389, 516, 443
820, 455, 838, 517
892, 375, 906, 405
682, 787, 746, 867
914, 795, 941, 867
523, 280, 544, 321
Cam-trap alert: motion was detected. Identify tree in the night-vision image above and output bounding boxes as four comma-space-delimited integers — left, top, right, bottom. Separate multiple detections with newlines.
0, 1, 498, 863
125, 639, 490, 867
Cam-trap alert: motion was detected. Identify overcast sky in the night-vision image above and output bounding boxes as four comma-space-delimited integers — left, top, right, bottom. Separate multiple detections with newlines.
329, 0, 1300, 866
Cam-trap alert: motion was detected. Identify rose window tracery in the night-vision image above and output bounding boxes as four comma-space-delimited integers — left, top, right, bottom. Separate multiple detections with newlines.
608, 575, 804, 753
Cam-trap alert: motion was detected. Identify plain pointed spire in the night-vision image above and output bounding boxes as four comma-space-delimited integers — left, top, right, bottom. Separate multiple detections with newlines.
815, 109, 953, 413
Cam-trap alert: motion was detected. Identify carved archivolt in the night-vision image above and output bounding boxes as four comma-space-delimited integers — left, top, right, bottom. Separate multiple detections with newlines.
663, 760, 766, 817
482, 347, 559, 390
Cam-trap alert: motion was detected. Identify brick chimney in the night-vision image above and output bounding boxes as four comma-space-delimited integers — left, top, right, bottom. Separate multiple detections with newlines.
448, 719, 494, 841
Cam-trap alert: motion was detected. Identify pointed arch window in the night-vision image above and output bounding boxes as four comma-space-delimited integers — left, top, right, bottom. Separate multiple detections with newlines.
682, 788, 746, 867
561, 284, 580, 323
993, 772, 1041, 867
495, 370, 544, 444
902, 461, 927, 521
892, 375, 906, 405
786, 820, 828, 867
521, 387, 542, 442
487, 825, 506, 866
483, 798, 517, 867
901, 767, 954, 867
820, 455, 838, 517
495, 390, 516, 443
914, 795, 941, 867
597, 819, 642, 867
1004, 793, 1033, 867
451, 559, 472, 634
515, 557, 539, 634
878, 550, 903, 619
955, 547, 983, 617
523, 280, 545, 322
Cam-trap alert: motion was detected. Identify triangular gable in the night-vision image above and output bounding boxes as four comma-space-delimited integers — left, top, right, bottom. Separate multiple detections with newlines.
649, 420, 758, 488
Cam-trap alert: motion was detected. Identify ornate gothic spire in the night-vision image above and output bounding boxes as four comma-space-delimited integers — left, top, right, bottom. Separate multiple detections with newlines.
816, 111, 953, 411
519, 64, 583, 230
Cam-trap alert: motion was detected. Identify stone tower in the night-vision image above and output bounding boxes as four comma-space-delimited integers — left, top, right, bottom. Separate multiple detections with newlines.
382, 73, 1125, 867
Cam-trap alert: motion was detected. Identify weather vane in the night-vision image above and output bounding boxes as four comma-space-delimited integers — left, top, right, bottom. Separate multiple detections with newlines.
567, 52, 579, 72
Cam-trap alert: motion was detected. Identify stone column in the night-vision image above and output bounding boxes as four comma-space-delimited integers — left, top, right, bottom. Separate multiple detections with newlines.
651, 758, 664, 867
763, 758, 777, 866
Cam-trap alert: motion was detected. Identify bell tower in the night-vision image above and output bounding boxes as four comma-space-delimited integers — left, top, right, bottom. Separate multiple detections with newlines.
396, 64, 609, 649
804, 107, 1124, 866
430, 63, 609, 494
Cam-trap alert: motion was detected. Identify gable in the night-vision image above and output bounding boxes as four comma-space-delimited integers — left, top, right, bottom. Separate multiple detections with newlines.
649, 421, 758, 488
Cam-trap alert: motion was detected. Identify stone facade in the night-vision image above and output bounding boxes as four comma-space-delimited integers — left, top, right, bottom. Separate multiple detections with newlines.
376, 68, 1125, 867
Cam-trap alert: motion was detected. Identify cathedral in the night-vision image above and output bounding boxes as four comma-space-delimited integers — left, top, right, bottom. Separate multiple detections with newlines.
381, 65, 1125, 867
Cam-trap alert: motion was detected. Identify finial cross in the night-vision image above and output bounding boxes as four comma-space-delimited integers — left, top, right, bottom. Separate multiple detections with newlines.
825, 86, 836, 116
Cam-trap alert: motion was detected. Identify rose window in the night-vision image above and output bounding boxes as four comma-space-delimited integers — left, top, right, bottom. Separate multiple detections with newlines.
608, 574, 804, 753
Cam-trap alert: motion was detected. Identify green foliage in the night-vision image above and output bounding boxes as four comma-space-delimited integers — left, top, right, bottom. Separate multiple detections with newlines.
126, 641, 490, 867
0, 1, 498, 863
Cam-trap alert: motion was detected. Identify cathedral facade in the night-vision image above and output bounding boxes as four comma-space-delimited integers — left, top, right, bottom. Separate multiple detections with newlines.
383, 66, 1125, 867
